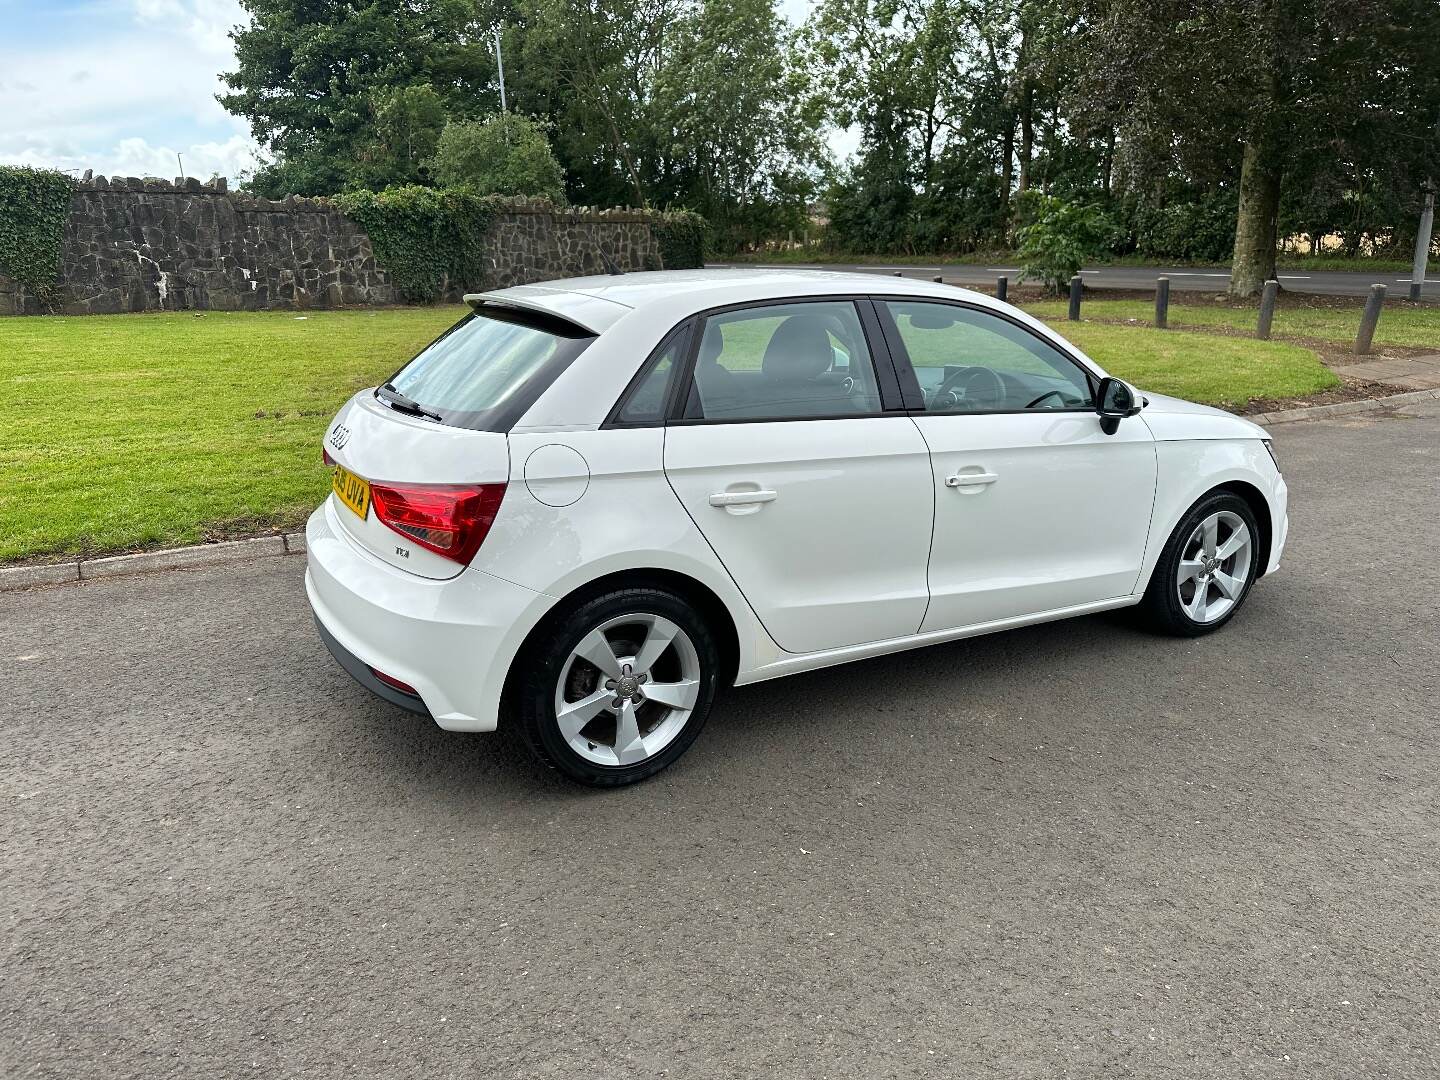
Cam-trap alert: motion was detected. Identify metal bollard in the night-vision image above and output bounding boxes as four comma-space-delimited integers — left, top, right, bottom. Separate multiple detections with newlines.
1257, 279, 1279, 339
1155, 277, 1170, 329
1354, 283, 1386, 354
996, 275, 1008, 302
1068, 275, 1083, 320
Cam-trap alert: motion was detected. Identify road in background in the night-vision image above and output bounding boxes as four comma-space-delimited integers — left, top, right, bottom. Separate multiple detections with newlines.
4, 402, 1439, 1079
710, 261, 1440, 299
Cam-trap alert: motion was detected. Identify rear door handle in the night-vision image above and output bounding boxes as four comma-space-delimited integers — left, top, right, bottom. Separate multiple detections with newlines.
709, 489, 778, 507
945, 471, 999, 489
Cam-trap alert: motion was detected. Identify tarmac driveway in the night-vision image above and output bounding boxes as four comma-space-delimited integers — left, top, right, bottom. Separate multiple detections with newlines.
3, 402, 1438, 1079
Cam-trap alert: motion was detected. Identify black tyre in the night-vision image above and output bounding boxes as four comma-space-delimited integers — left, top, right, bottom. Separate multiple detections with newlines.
514, 587, 720, 786
1138, 491, 1261, 636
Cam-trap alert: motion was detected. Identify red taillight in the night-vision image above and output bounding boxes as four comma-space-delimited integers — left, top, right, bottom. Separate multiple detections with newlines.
369, 666, 419, 696
323, 447, 335, 466
368, 481, 506, 565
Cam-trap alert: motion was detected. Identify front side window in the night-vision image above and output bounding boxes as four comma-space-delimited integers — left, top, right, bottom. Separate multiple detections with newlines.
383, 306, 595, 431
685, 301, 883, 421
884, 301, 1094, 413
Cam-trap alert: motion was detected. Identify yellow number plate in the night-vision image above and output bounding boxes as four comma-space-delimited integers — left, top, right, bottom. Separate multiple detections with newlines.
331, 464, 371, 521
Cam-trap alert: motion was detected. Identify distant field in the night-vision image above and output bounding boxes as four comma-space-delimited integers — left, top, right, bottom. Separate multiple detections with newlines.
4, 303, 1334, 562
1020, 298, 1440, 350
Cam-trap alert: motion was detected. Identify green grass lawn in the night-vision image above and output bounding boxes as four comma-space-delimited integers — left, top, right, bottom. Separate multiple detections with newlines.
1039, 322, 1338, 408
1021, 297, 1440, 349
1, 306, 466, 562
3, 304, 1335, 563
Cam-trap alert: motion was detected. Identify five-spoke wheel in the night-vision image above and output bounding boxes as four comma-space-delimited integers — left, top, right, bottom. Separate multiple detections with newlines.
517, 587, 719, 786
1141, 491, 1261, 636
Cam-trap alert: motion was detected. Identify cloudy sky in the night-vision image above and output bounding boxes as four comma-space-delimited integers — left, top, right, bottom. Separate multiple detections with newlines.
0, 0, 259, 181
0, 0, 837, 184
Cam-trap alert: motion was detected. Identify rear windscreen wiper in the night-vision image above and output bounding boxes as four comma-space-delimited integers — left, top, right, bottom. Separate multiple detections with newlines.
376, 383, 444, 423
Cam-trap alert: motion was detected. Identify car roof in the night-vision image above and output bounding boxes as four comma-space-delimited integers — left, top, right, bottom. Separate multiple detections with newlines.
467, 268, 1001, 334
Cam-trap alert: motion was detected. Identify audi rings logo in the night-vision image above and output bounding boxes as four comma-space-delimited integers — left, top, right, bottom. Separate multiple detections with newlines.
328, 424, 351, 451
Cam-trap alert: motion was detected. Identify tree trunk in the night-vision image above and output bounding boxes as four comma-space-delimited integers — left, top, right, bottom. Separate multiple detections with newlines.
1017, 83, 1035, 194
1229, 138, 1281, 297
998, 114, 1014, 230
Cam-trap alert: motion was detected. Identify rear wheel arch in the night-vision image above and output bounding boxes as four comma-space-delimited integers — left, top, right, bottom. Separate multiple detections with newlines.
504, 568, 741, 706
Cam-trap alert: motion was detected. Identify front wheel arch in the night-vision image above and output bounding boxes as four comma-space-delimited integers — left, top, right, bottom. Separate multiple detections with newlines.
1212, 480, 1272, 577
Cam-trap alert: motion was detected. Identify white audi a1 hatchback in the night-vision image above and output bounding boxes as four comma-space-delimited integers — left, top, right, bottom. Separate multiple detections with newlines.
307, 269, 1287, 785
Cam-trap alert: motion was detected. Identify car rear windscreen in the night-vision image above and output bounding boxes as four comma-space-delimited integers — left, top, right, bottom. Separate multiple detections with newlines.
380, 305, 596, 431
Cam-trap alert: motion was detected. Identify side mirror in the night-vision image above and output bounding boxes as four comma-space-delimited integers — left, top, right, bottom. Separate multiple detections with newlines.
1096, 376, 1142, 435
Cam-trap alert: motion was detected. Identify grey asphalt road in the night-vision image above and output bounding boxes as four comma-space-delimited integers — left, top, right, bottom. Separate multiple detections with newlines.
710, 261, 1440, 299
4, 403, 1439, 1080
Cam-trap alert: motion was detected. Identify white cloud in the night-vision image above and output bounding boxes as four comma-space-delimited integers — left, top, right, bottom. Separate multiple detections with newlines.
0, 0, 256, 181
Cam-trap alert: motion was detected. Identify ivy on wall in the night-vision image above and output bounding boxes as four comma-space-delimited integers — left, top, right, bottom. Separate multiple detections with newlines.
0, 166, 74, 309
334, 186, 498, 303
337, 186, 709, 300
653, 211, 708, 270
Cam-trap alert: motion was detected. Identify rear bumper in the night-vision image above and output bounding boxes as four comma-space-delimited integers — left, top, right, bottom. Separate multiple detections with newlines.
312, 613, 429, 716
304, 501, 549, 732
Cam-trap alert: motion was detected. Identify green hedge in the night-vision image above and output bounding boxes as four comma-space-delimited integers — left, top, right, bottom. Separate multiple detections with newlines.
334, 186, 499, 303
654, 210, 708, 269
0, 166, 73, 308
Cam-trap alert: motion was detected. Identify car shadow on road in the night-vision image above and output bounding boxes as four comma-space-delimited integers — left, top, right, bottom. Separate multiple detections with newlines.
330, 609, 1162, 805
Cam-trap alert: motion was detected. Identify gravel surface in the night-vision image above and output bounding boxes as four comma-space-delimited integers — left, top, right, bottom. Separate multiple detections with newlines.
4, 402, 1438, 1079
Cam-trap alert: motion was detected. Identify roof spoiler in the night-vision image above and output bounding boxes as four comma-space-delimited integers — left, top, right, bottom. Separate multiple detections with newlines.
463, 293, 607, 335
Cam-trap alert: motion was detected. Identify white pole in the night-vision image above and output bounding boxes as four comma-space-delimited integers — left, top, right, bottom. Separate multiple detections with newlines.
495, 30, 508, 112
1410, 182, 1434, 302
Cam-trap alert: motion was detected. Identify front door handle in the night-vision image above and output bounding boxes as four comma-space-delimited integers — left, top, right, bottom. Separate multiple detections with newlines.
709, 489, 778, 507
945, 471, 999, 489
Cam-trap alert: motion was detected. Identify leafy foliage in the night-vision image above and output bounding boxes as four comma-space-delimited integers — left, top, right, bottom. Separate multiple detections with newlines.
653, 211, 709, 269
0, 166, 73, 309
429, 115, 567, 203
222, 0, 500, 196
333, 187, 498, 303
1126, 192, 1238, 263
1015, 194, 1118, 294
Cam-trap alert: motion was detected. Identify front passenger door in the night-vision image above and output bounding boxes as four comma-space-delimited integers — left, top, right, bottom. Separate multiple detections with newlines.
878, 299, 1158, 633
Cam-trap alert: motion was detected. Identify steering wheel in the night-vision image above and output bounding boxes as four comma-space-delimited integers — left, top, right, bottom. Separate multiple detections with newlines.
934, 366, 1006, 411
1024, 389, 1066, 410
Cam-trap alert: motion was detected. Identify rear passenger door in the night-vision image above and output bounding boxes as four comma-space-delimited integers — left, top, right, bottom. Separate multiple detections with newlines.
661, 299, 935, 655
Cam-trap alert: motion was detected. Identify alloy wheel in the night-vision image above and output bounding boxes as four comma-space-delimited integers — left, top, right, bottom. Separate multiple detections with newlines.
553, 613, 702, 767
1176, 510, 1253, 624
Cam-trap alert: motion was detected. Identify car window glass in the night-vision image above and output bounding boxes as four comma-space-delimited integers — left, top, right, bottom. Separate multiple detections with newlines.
687, 301, 882, 421
614, 330, 685, 424
885, 301, 1093, 413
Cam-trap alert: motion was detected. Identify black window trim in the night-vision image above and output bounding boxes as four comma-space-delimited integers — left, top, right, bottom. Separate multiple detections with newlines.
662, 294, 910, 428
602, 318, 697, 429
872, 295, 1102, 417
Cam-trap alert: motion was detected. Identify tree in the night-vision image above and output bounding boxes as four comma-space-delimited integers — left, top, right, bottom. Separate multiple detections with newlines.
654, 0, 826, 250
429, 114, 568, 202
1079, 0, 1440, 296
219, 0, 500, 195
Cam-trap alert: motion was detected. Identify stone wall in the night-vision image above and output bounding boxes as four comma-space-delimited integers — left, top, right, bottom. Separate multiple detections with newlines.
0, 177, 669, 316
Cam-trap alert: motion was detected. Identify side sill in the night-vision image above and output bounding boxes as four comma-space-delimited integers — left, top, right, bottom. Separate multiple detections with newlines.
734, 595, 1142, 686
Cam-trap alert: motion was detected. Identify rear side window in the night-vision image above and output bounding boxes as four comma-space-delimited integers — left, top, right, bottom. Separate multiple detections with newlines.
382, 306, 595, 431
683, 301, 884, 421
